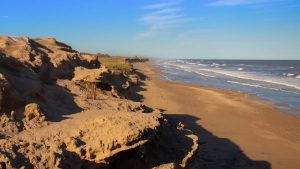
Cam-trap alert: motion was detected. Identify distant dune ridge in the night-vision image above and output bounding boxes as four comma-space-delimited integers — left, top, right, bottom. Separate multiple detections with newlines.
0, 36, 198, 168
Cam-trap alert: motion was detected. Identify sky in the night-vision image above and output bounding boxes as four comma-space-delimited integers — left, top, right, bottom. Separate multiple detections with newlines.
1, 0, 300, 60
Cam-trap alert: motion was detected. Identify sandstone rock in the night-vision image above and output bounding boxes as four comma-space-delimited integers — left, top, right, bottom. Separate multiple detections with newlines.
23, 103, 45, 122
0, 111, 196, 169
0, 139, 63, 169
0, 36, 200, 169
0, 114, 22, 135
72, 66, 132, 98
80, 54, 100, 68
72, 66, 110, 83
0, 111, 199, 169
0, 36, 100, 81
0, 73, 21, 113
64, 112, 162, 164
0, 74, 6, 112
21, 103, 47, 130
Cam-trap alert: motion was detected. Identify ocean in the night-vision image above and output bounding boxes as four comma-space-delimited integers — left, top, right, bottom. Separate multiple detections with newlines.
155, 59, 300, 115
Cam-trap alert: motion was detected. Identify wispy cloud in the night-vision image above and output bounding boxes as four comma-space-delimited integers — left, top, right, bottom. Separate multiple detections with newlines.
135, 1, 194, 40
209, 0, 284, 6
1, 16, 9, 19
143, 2, 180, 10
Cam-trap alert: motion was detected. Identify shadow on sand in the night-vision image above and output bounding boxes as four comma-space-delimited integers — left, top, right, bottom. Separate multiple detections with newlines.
127, 69, 149, 102
165, 114, 271, 169
128, 81, 146, 102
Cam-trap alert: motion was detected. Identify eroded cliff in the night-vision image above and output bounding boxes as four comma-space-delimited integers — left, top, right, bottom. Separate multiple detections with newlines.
0, 36, 198, 169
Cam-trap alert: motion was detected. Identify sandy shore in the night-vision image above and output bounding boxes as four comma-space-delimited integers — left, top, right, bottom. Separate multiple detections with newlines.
134, 62, 300, 169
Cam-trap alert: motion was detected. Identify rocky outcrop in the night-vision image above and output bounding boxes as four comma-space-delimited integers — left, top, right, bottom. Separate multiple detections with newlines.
23, 103, 46, 122
0, 112, 161, 169
0, 36, 100, 116
72, 66, 133, 98
0, 36, 99, 81
0, 36, 199, 168
72, 66, 110, 83
0, 111, 198, 169
21, 103, 47, 130
0, 73, 21, 113
64, 112, 162, 165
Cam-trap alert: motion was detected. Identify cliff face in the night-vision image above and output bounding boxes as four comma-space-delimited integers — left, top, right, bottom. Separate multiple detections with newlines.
0, 36, 198, 169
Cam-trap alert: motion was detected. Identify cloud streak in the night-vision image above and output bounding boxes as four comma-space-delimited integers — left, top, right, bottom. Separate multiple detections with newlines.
143, 2, 180, 10
135, 1, 194, 40
209, 0, 285, 6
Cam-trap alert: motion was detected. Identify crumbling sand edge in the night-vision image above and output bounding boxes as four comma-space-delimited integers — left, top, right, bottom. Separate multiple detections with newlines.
0, 36, 200, 169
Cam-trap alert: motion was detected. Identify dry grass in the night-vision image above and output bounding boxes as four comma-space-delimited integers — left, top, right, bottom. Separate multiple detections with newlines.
98, 55, 132, 73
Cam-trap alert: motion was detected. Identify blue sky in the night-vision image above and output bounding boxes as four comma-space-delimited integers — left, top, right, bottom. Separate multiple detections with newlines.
1, 0, 300, 59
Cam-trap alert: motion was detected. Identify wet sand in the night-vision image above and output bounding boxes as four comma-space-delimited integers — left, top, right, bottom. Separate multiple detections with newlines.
134, 62, 300, 169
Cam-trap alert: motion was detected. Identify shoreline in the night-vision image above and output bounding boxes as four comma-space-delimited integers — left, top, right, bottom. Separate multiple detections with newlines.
153, 59, 300, 116
134, 62, 300, 169
151, 60, 299, 116
162, 74, 299, 117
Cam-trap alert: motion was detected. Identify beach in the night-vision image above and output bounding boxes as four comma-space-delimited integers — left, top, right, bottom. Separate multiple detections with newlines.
134, 62, 300, 169
1, 35, 299, 168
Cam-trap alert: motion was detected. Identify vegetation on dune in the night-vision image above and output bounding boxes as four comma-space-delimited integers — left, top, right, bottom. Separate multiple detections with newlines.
96, 53, 133, 73
80, 52, 148, 73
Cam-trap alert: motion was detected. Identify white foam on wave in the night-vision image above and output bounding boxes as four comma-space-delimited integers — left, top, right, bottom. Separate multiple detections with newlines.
163, 75, 171, 81
199, 68, 300, 90
194, 71, 216, 78
164, 61, 300, 91
227, 81, 300, 95
227, 81, 279, 90
164, 61, 215, 77
211, 63, 219, 67
163, 62, 187, 69
198, 63, 208, 66
175, 60, 185, 63
296, 75, 300, 79
237, 68, 244, 71
283, 73, 295, 77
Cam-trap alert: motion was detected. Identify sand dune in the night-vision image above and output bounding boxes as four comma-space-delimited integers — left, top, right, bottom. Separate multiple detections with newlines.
0, 36, 198, 169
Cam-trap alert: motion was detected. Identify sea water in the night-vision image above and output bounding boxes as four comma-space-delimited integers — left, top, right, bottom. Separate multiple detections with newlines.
155, 59, 300, 115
